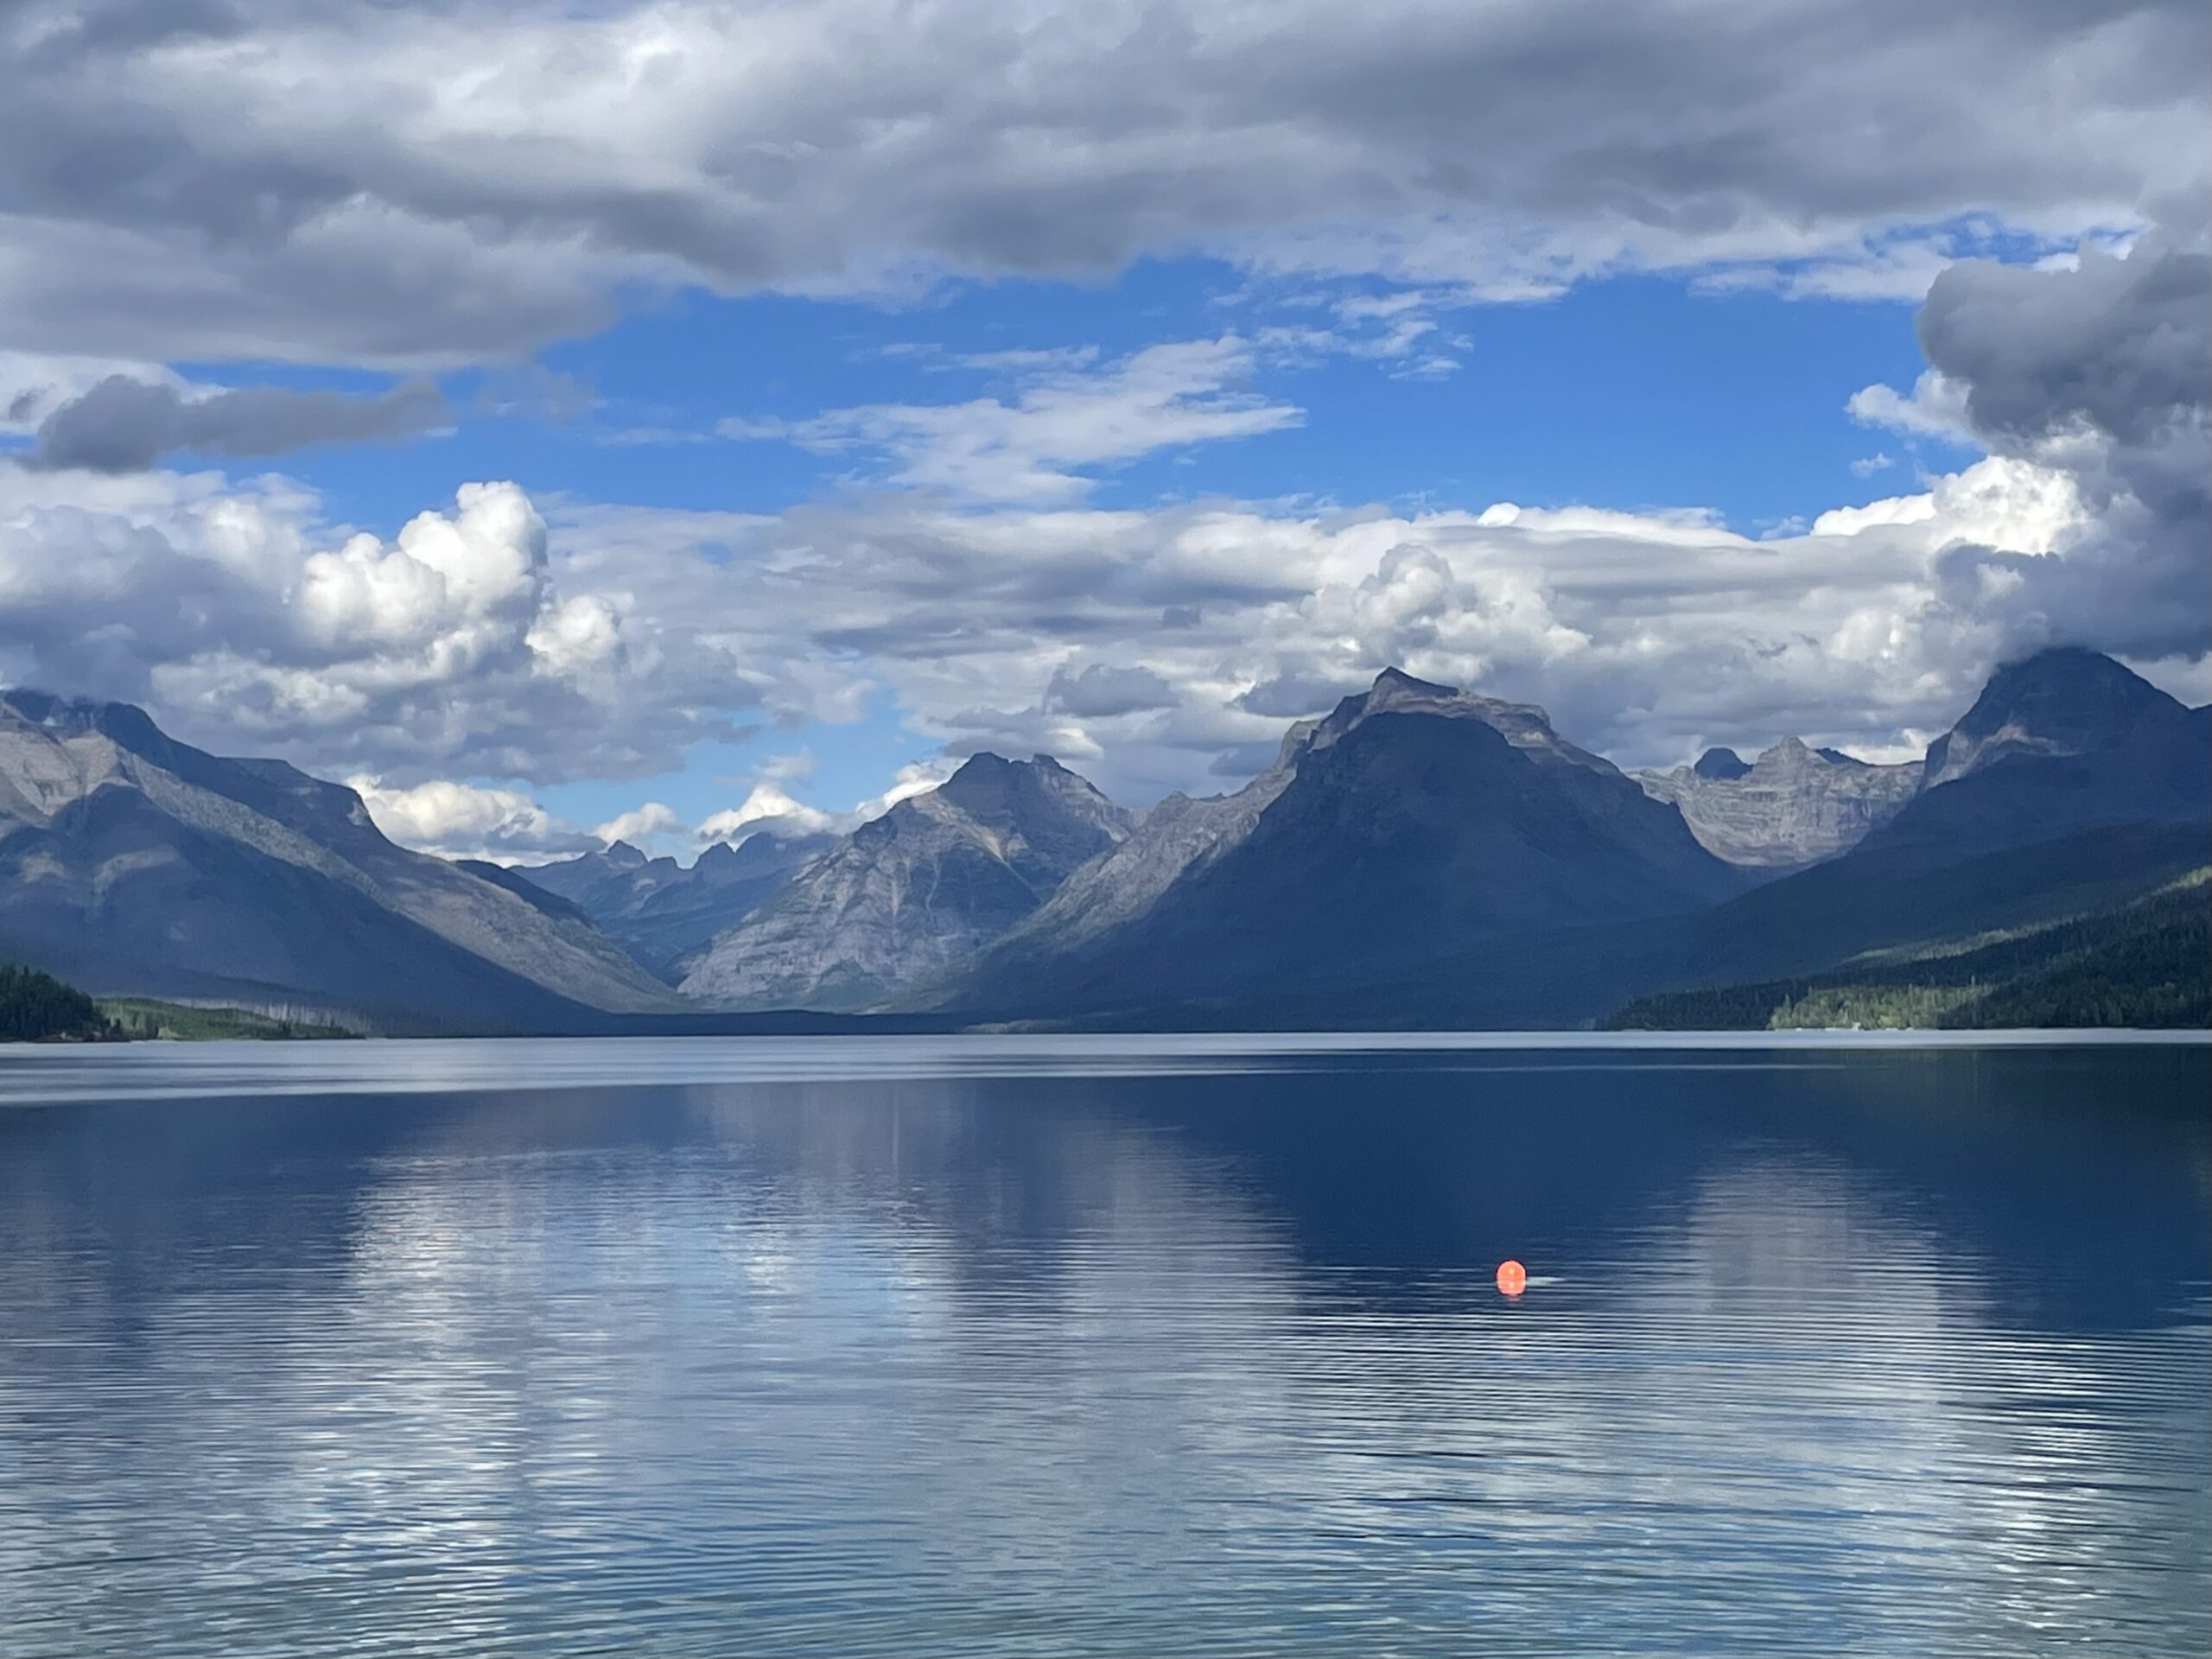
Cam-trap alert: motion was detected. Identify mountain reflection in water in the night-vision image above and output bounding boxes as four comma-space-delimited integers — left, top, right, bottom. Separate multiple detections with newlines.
0, 1039, 2204, 1656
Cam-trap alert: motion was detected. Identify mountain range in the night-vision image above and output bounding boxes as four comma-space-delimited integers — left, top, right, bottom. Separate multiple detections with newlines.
499, 830, 836, 982
1, 648, 2202, 1032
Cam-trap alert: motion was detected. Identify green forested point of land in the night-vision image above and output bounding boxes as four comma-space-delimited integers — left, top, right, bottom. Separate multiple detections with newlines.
0, 963, 123, 1042
96, 998, 364, 1041
1605, 873, 2212, 1032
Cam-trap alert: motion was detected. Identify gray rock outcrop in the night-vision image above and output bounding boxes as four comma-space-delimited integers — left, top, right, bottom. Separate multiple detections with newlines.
678, 753, 1132, 1009
1635, 738, 1921, 868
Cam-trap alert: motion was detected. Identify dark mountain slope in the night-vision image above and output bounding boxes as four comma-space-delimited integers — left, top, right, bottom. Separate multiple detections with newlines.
1047, 820, 2209, 1033
1606, 871, 2210, 1031
947, 705, 1745, 1020
1870, 703, 2209, 855
937, 652, 2207, 1031
2, 784, 611, 1030
1922, 645, 2190, 787
0, 690, 674, 1025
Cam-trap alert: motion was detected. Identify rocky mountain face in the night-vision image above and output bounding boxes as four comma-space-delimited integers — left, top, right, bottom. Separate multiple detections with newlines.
933, 670, 1746, 1018
511, 831, 835, 981
0, 691, 678, 1025
944, 668, 1698, 1006
932, 652, 2206, 1027
678, 753, 1133, 1010
1627, 648, 2189, 871
1289, 666, 1636, 776
1634, 738, 1922, 868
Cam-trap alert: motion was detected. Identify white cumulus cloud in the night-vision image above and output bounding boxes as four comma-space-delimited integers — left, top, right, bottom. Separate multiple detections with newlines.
348, 775, 594, 862
594, 802, 682, 850
696, 785, 840, 846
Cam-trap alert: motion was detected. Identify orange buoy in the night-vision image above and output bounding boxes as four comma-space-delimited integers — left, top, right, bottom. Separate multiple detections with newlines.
1495, 1259, 1528, 1296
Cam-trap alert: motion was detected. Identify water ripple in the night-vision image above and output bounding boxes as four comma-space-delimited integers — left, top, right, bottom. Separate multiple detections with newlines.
0, 1044, 2205, 1655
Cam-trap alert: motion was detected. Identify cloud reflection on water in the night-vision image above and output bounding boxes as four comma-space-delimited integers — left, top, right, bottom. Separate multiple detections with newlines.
0, 1046, 2204, 1655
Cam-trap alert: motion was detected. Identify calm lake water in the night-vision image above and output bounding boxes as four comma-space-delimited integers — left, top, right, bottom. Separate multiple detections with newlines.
0, 1035, 2206, 1656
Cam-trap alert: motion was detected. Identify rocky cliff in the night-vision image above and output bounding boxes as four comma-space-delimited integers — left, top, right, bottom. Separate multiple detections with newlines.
1635, 737, 1921, 867
679, 753, 1132, 1009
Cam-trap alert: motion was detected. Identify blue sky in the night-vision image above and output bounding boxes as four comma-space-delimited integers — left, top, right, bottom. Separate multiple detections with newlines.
297, 266, 1967, 530
162, 264, 1981, 839
0, 0, 2199, 861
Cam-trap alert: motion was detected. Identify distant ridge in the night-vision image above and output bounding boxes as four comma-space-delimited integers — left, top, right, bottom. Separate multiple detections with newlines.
1, 648, 2200, 1033
510, 830, 836, 981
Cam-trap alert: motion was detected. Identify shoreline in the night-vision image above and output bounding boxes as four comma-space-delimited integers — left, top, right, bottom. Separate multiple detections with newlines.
3, 1027, 2204, 1109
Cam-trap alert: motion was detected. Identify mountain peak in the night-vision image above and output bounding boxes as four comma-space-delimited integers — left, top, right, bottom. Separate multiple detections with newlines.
1279, 667, 1611, 786
681, 751, 1129, 1011
1976, 646, 2166, 709
932, 752, 1015, 815
1925, 647, 2183, 788
1751, 735, 1819, 775
1693, 747, 1751, 780
3, 688, 168, 760
1371, 666, 1455, 696
934, 750, 1116, 819
601, 839, 648, 868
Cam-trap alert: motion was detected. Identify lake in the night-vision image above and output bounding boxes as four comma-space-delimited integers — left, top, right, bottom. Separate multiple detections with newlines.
0, 1035, 2206, 1656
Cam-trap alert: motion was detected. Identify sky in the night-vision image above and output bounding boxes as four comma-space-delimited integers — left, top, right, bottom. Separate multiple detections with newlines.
0, 0, 2206, 861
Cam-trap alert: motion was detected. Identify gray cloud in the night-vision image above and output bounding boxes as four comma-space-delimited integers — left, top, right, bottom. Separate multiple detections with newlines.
1910, 236, 2210, 662
0, 0, 2201, 365
1047, 664, 1178, 717
22, 374, 446, 472
3, 233, 2203, 803
1236, 671, 1364, 718
1919, 238, 2210, 448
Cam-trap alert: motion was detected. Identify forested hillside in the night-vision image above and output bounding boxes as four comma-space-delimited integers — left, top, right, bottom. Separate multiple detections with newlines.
0, 964, 120, 1043
1605, 874, 2211, 1031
